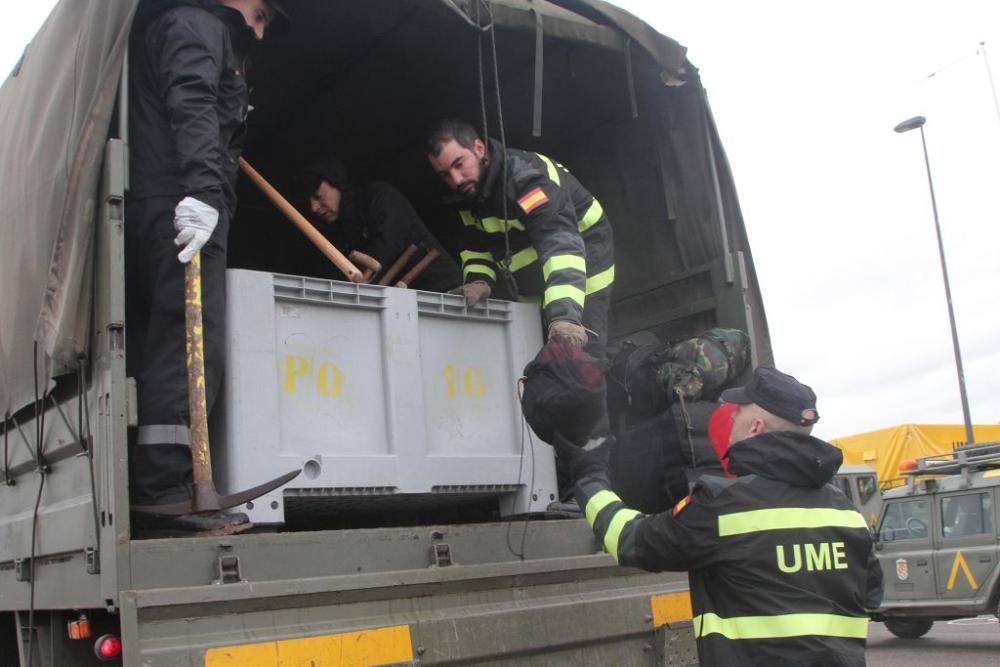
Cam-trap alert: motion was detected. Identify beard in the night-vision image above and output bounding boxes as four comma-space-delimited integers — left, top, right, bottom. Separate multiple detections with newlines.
457, 180, 479, 198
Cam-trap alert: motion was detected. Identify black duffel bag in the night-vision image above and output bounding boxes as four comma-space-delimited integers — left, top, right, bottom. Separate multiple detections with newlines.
609, 400, 726, 514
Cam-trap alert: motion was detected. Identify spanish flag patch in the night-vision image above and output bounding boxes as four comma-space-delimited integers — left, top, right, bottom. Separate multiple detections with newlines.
671, 495, 691, 517
517, 186, 549, 214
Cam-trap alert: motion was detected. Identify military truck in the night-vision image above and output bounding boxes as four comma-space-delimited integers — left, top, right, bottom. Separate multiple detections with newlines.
0, 1, 771, 664
870, 442, 1000, 639
834, 463, 882, 528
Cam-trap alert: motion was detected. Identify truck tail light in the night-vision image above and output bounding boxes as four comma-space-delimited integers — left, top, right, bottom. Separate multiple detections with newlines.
94, 634, 122, 661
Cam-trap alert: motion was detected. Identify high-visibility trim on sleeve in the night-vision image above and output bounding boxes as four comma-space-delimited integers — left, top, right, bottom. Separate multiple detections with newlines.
578, 199, 604, 232
509, 247, 539, 272
463, 264, 496, 281
693, 612, 870, 640
717, 508, 869, 537
604, 508, 642, 562
460, 250, 497, 281
584, 489, 619, 526
542, 254, 587, 281
585, 265, 615, 294
460, 250, 494, 265
543, 284, 585, 308
459, 210, 477, 227
536, 153, 562, 185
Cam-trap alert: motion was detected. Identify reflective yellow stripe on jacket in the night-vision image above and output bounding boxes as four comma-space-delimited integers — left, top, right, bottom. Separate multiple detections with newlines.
459, 250, 496, 281
578, 199, 604, 232
536, 153, 604, 233
717, 508, 868, 537
537, 154, 561, 185
694, 612, 869, 640
459, 210, 525, 233
509, 247, 538, 272
584, 489, 640, 562
585, 265, 614, 294
543, 255, 586, 281
544, 284, 585, 309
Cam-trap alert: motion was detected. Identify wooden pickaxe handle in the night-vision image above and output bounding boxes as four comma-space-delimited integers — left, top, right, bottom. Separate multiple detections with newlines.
132, 250, 302, 517
184, 252, 221, 511
238, 157, 362, 282
378, 244, 419, 286
396, 248, 441, 289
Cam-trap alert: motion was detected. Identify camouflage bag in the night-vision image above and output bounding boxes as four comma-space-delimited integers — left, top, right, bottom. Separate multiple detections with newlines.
656, 328, 750, 402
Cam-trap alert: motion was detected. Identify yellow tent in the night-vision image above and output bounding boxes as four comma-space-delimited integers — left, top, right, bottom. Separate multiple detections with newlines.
831, 424, 1000, 489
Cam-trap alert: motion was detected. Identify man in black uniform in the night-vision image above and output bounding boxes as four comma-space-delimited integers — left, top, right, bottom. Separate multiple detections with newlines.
555, 367, 884, 666
299, 154, 461, 292
126, 0, 286, 533
425, 120, 614, 363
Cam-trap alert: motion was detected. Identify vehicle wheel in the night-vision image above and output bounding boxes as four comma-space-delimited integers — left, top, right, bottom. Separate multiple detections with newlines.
884, 618, 934, 639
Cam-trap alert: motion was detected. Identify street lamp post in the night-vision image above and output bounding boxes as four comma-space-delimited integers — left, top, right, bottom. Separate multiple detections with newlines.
894, 115, 975, 444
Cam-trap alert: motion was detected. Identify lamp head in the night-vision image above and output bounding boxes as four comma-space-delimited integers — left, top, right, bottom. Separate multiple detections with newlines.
894, 116, 927, 133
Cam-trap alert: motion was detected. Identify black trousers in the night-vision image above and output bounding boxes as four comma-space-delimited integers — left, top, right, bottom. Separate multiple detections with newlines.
125, 197, 229, 505
580, 284, 611, 367
553, 284, 612, 497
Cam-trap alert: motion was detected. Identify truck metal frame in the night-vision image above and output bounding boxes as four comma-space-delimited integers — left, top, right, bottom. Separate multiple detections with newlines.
1, 2, 770, 664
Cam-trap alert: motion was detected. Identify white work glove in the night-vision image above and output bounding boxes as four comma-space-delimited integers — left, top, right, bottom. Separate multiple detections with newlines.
463, 280, 491, 306
548, 319, 588, 347
173, 196, 219, 263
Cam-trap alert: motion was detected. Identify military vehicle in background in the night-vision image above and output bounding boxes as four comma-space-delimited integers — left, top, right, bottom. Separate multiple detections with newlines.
870, 442, 1000, 638
835, 463, 881, 528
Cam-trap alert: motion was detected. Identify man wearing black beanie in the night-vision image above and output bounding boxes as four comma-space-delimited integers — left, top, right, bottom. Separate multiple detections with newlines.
299, 154, 461, 292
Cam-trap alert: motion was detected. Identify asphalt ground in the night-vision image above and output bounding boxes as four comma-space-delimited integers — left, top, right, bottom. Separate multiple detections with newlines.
866, 616, 999, 667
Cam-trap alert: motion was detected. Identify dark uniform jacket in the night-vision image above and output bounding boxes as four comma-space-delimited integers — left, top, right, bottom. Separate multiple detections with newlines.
313, 181, 461, 293
576, 431, 884, 666
129, 0, 255, 215
124, 0, 256, 505
459, 139, 614, 325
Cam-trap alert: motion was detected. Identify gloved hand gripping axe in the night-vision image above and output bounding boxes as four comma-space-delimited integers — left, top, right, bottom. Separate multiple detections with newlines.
133, 253, 300, 515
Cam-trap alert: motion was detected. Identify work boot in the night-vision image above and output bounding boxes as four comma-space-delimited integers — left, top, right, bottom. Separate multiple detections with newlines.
132, 511, 252, 538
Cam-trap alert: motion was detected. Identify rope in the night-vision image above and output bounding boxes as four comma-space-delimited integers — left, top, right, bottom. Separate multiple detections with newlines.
80, 361, 101, 561
487, 4, 514, 286
475, 1, 489, 148
675, 390, 698, 470
26, 342, 48, 667
506, 376, 535, 561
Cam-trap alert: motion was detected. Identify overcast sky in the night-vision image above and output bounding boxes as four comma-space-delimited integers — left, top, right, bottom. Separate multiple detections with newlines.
608, 0, 1000, 441
2, 1, 997, 441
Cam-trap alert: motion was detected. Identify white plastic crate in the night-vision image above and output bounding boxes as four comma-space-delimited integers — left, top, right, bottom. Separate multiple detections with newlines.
213, 269, 557, 524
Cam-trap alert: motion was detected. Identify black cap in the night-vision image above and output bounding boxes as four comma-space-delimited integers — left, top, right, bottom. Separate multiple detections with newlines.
299, 153, 349, 197
720, 366, 820, 426
265, 0, 291, 32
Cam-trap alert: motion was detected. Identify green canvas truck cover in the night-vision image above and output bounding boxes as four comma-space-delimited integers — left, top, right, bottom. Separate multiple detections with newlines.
0, 0, 771, 423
